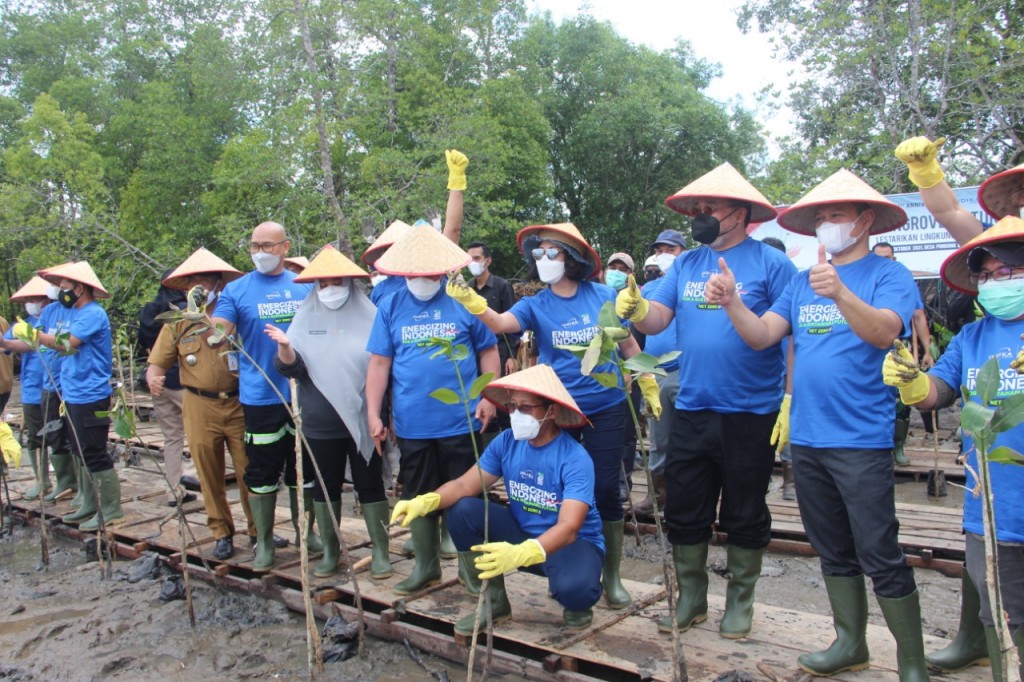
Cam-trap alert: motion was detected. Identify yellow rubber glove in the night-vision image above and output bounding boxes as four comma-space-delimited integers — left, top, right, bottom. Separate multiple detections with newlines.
1, 422, 23, 469
445, 276, 488, 315
615, 274, 650, 322
894, 136, 947, 189
446, 149, 468, 191
472, 539, 546, 580
637, 375, 662, 420
389, 492, 441, 528
12, 316, 38, 345
770, 394, 791, 454
882, 341, 931, 405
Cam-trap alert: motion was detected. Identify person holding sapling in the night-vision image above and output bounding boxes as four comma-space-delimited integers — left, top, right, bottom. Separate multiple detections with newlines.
883, 216, 1024, 681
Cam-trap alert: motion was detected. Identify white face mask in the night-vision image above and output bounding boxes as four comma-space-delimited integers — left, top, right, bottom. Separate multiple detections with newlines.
25, 302, 43, 317
468, 261, 486, 277
370, 274, 387, 286
536, 258, 565, 285
654, 252, 677, 272
317, 282, 350, 309
206, 290, 217, 304
816, 214, 864, 255
46, 285, 60, 301
406, 276, 441, 301
251, 252, 281, 274
509, 408, 550, 441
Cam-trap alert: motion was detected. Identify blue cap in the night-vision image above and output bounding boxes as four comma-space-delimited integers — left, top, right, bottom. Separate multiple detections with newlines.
649, 229, 687, 250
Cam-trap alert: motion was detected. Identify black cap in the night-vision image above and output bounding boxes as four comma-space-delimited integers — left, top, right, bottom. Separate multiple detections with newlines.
967, 242, 1024, 272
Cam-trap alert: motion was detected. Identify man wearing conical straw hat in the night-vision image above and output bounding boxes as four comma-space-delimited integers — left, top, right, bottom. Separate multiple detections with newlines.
14, 261, 125, 532
146, 247, 256, 561
704, 169, 927, 680
390, 364, 605, 633
883, 216, 1024, 681
366, 224, 499, 595
615, 162, 797, 639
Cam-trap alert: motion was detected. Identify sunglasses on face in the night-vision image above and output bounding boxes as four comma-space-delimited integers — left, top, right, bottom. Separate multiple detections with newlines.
531, 247, 561, 261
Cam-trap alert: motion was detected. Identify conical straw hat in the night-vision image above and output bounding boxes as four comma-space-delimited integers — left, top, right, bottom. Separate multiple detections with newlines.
294, 244, 369, 282
362, 220, 414, 265
940, 216, 1024, 294
374, 225, 470, 276
162, 248, 243, 291
38, 261, 109, 299
777, 169, 907, 236
481, 364, 589, 428
284, 255, 309, 271
516, 223, 601, 278
665, 162, 777, 223
978, 163, 1024, 220
10, 275, 51, 302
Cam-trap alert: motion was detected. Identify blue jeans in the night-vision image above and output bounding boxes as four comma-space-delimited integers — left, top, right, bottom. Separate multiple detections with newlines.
445, 497, 604, 611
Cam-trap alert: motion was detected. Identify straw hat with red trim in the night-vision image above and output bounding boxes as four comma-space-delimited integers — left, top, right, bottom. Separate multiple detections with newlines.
10, 275, 52, 302
373, 224, 470, 276
283, 255, 309, 272
664, 162, 777, 223
516, 223, 602, 278
978, 163, 1024, 221
293, 244, 369, 282
940, 216, 1024, 294
38, 261, 110, 299
162, 248, 243, 291
777, 168, 907, 236
481, 364, 588, 429
362, 220, 414, 265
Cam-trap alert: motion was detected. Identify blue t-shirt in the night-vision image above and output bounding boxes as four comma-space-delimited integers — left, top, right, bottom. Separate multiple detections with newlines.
641, 278, 678, 372
366, 284, 496, 439
61, 301, 112, 404
369, 276, 404, 306
770, 253, 916, 449
216, 270, 311, 406
509, 281, 626, 416
651, 239, 797, 413
929, 315, 1024, 542
479, 429, 605, 552
37, 302, 75, 392
4, 314, 43, 405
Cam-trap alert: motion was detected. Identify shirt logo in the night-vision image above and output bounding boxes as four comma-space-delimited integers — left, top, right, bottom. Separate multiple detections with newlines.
798, 302, 847, 335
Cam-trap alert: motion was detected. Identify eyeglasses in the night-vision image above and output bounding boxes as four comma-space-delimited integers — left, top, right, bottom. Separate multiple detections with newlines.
505, 402, 546, 414
531, 247, 561, 261
969, 266, 1024, 285
248, 240, 287, 253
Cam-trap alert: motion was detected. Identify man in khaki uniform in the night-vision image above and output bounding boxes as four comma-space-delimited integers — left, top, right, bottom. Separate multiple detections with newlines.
147, 248, 255, 561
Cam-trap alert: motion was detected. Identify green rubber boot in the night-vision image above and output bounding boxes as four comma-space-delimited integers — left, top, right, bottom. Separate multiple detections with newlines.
393, 516, 442, 595
45, 452, 77, 502
249, 491, 278, 572
457, 551, 481, 596
313, 500, 341, 578
454, 574, 512, 636
79, 469, 125, 531
62, 470, 97, 524
985, 627, 1024, 682
658, 543, 709, 633
563, 608, 594, 630
798, 575, 871, 675
68, 457, 88, 509
289, 486, 323, 553
24, 449, 52, 501
877, 591, 930, 682
361, 500, 393, 579
601, 519, 632, 609
720, 545, 765, 639
893, 418, 911, 466
926, 568, 989, 671
440, 515, 457, 559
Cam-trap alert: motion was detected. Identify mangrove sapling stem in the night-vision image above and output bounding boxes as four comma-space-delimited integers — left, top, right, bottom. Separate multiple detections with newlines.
179, 503, 196, 628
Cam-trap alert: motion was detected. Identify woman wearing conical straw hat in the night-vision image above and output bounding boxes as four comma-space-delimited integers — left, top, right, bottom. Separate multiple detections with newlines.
264, 245, 392, 580
390, 364, 605, 632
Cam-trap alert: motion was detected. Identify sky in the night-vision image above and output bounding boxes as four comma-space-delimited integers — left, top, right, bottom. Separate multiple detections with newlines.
525, 0, 799, 149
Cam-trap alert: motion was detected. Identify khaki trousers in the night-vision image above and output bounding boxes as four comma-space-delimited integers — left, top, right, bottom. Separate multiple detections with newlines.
183, 391, 254, 539
152, 387, 194, 502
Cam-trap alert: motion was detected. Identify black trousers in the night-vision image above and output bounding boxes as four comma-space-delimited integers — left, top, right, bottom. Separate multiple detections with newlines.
396, 433, 477, 499
65, 397, 112, 473
305, 435, 385, 504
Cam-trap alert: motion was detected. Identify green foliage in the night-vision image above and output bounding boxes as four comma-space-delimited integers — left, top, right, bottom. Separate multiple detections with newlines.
960, 357, 1024, 467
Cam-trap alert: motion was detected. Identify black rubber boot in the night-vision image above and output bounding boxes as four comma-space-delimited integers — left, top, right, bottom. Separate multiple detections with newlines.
878, 590, 930, 682
798, 575, 871, 675
658, 543, 709, 633
926, 568, 989, 672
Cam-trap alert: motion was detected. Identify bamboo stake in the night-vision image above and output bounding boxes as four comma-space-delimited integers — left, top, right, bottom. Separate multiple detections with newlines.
292, 379, 324, 676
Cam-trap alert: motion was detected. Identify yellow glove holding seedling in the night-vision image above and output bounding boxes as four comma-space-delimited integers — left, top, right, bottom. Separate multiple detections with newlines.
894, 136, 947, 189
615, 274, 650, 322
770, 394, 791, 454
472, 539, 546, 580
390, 492, 441, 527
445, 276, 488, 315
882, 341, 931, 405
637, 375, 662, 420
1, 422, 23, 469
12, 317, 38, 345
446, 149, 469, 191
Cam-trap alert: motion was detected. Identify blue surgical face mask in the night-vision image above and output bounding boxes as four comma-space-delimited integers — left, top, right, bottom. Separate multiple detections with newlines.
977, 278, 1024, 320
605, 269, 628, 291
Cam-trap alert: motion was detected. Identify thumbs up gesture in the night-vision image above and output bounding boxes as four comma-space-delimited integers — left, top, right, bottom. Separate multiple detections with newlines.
809, 244, 844, 299
704, 257, 737, 307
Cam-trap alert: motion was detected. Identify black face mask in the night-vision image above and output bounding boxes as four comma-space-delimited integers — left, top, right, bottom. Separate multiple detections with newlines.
691, 207, 743, 245
59, 287, 80, 308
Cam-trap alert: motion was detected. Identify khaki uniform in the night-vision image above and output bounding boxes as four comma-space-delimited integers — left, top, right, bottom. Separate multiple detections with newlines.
0, 317, 13, 412
149, 314, 254, 539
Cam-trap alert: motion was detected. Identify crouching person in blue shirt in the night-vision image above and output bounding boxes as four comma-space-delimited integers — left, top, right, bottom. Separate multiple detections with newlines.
390, 363, 605, 635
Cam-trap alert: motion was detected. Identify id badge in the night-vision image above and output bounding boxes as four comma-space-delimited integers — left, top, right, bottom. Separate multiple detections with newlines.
226, 351, 239, 373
